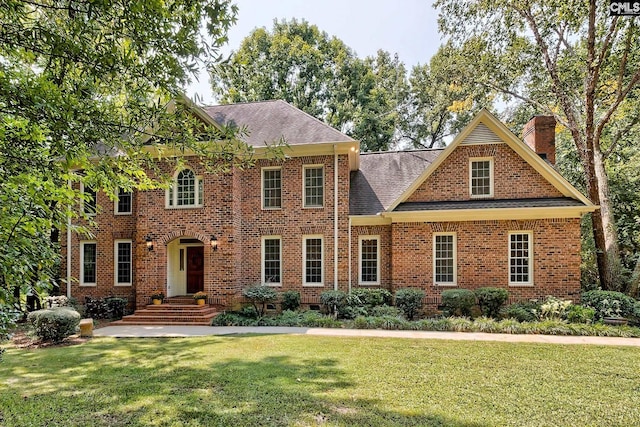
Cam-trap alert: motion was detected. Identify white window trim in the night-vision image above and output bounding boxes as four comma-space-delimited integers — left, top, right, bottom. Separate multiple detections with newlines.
302, 234, 324, 287
80, 241, 97, 287
358, 235, 380, 286
469, 157, 494, 198
261, 236, 282, 286
114, 189, 133, 215
165, 168, 203, 209
114, 239, 132, 287
433, 232, 457, 286
302, 164, 324, 208
80, 182, 97, 216
261, 166, 282, 210
508, 231, 534, 286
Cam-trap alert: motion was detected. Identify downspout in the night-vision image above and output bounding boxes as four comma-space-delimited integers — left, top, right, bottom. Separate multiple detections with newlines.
66, 179, 72, 299
334, 145, 339, 291
348, 217, 352, 294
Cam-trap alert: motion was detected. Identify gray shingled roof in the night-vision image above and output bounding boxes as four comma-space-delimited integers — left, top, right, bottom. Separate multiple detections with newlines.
203, 100, 353, 147
394, 197, 586, 212
349, 150, 443, 215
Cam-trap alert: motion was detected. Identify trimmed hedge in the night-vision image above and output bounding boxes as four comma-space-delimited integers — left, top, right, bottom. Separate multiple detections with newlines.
394, 288, 425, 320
581, 290, 637, 320
474, 287, 508, 318
242, 285, 278, 317
441, 289, 476, 317
27, 307, 81, 342
280, 291, 301, 311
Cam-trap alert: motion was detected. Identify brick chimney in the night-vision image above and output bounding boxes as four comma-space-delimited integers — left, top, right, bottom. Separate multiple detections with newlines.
522, 116, 556, 165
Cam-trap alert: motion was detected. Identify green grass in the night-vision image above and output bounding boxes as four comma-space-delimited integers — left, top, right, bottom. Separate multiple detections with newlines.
1, 335, 639, 426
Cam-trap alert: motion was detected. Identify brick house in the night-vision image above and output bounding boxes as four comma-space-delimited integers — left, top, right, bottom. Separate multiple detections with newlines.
61, 101, 597, 312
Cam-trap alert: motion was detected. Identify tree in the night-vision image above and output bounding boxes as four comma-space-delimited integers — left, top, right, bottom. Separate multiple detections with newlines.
399, 43, 494, 148
212, 19, 408, 152
0, 0, 244, 323
436, 0, 640, 292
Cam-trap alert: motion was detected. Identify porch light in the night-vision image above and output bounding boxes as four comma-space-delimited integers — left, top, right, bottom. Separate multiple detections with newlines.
210, 235, 218, 251
145, 235, 154, 252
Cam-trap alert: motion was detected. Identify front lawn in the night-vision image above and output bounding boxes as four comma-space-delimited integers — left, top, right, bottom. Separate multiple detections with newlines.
1, 335, 639, 426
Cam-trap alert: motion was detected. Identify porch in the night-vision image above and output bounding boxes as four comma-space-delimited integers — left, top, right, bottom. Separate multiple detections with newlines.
113, 296, 221, 326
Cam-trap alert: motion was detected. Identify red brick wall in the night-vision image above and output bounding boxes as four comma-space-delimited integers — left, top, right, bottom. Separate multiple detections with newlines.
350, 225, 392, 289
407, 144, 563, 202
390, 219, 582, 306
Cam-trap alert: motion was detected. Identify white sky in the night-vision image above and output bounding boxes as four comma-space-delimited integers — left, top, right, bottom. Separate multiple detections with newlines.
186, 0, 441, 105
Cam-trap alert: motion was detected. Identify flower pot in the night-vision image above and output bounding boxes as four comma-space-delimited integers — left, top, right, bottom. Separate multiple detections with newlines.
196, 299, 205, 306
152, 298, 162, 305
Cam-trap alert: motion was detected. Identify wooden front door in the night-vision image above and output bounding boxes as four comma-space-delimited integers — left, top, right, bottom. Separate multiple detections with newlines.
186, 246, 204, 294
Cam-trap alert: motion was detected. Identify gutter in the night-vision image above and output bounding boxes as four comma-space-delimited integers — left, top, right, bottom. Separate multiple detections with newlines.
348, 217, 352, 294
334, 145, 339, 291
66, 179, 72, 299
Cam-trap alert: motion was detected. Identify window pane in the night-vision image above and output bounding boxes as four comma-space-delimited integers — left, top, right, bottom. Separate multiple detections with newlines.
360, 238, 378, 283
471, 161, 491, 196
263, 238, 281, 283
84, 187, 96, 214
435, 235, 455, 283
177, 169, 196, 206
510, 233, 531, 283
263, 169, 282, 208
305, 238, 322, 283
116, 242, 131, 284
304, 167, 323, 207
83, 243, 96, 283
117, 189, 132, 213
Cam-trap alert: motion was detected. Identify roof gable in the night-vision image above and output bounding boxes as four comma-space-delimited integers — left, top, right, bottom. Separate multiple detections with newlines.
386, 109, 595, 211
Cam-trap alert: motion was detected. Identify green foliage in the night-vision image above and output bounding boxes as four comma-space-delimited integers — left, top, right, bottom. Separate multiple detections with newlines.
0, 306, 19, 342
566, 305, 596, 324
242, 285, 278, 317
370, 305, 402, 317
280, 290, 301, 311
83, 297, 128, 320
394, 288, 425, 320
500, 300, 542, 322
538, 296, 573, 321
474, 287, 509, 318
441, 289, 476, 317
351, 288, 392, 308
27, 307, 81, 343
581, 290, 637, 320
319, 290, 348, 318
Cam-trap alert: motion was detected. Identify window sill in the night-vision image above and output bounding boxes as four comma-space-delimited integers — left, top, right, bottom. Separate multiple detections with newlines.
303, 205, 324, 209
114, 283, 132, 287
358, 282, 381, 286
509, 283, 534, 287
114, 212, 132, 216
79, 283, 97, 287
302, 283, 324, 288
264, 283, 282, 287
262, 207, 282, 211
435, 283, 457, 287
165, 205, 203, 210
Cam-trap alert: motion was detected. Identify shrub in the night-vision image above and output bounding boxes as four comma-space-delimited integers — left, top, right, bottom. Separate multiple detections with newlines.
280, 291, 301, 311
46, 295, 70, 308
474, 287, 508, 318
441, 289, 476, 317
105, 297, 128, 319
84, 296, 128, 319
242, 284, 278, 317
394, 288, 425, 320
351, 288, 392, 308
370, 305, 402, 317
320, 290, 348, 318
581, 290, 637, 320
211, 312, 256, 326
538, 296, 572, 320
501, 300, 541, 322
27, 307, 81, 342
566, 305, 596, 324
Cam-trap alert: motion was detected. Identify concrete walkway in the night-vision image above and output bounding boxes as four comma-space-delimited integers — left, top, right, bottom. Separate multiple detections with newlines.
93, 325, 640, 347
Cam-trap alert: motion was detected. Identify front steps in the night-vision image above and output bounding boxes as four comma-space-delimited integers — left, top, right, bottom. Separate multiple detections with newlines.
112, 297, 220, 326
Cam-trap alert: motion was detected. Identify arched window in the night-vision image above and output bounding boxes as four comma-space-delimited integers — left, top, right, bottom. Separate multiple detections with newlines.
167, 168, 203, 207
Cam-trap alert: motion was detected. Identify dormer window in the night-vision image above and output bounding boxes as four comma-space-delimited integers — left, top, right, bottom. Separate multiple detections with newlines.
167, 168, 203, 208
470, 158, 493, 198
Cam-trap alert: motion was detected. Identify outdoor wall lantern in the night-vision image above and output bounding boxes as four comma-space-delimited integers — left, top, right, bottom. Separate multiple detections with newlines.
210, 235, 218, 251
145, 235, 154, 252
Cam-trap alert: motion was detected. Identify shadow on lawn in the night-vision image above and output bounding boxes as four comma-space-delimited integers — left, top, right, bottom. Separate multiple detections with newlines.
1, 338, 489, 427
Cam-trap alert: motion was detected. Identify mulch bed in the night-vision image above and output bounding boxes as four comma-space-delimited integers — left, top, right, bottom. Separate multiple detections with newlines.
6, 319, 113, 350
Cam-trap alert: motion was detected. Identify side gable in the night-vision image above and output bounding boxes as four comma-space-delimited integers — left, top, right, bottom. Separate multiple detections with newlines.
387, 109, 595, 212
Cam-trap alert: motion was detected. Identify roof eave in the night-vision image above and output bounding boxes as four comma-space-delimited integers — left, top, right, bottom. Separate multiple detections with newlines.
382, 205, 599, 222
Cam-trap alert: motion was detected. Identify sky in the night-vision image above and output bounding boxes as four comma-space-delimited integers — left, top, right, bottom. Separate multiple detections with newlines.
186, 0, 442, 105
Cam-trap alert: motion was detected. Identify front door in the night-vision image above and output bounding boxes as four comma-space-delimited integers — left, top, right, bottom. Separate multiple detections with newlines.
186, 246, 204, 294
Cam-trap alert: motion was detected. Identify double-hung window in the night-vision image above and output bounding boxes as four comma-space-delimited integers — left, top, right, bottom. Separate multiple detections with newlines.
262, 167, 282, 209
359, 236, 380, 285
433, 233, 457, 285
115, 188, 132, 215
261, 236, 282, 285
303, 235, 323, 286
80, 241, 97, 286
114, 240, 132, 286
509, 232, 533, 285
167, 169, 202, 208
81, 184, 97, 215
470, 158, 493, 198
303, 165, 324, 208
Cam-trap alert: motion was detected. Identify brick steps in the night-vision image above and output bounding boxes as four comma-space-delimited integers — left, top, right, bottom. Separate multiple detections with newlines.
113, 301, 220, 326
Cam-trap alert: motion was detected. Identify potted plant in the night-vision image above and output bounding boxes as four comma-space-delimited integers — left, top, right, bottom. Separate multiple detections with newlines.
150, 290, 164, 305
193, 291, 207, 306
